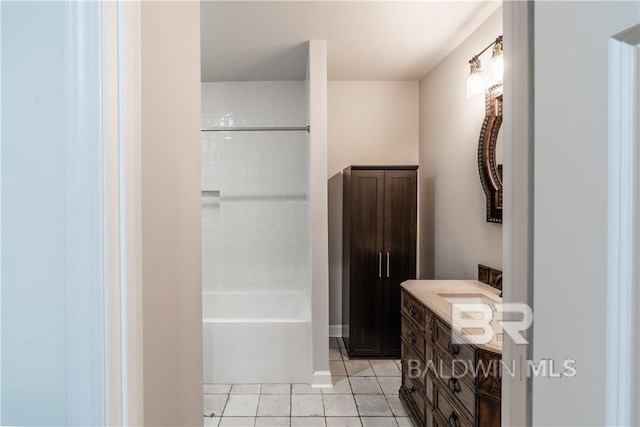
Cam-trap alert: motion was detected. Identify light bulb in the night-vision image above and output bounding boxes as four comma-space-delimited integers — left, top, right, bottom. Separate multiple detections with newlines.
487, 39, 504, 87
466, 58, 485, 99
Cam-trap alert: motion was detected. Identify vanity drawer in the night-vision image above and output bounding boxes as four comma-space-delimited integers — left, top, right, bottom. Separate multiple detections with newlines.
402, 315, 426, 358
402, 291, 426, 331
433, 410, 454, 427
402, 369, 426, 422
433, 318, 475, 366
433, 347, 474, 393
434, 384, 473, 427
402, 338, 426, 391
433, 407, 472, 427
400, 386, 426, 427
431, 357, 475, 419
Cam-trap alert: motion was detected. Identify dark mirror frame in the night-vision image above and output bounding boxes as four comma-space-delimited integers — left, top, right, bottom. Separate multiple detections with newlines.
477, 83, 503, 223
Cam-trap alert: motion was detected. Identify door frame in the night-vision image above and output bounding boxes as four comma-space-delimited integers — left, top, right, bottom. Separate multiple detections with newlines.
502, 1, 534, 426
503, 5, 640, 426
92, 1, 539, 425
95, 2, 538, 424
102, 1, 144, 425
0, 1, 143, 424
605, 24, 640, 427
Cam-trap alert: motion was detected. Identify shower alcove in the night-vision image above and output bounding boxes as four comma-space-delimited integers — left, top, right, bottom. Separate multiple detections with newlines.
201, 42, 329, 385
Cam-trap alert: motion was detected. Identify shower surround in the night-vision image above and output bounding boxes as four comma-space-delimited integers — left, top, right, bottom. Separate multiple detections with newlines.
201, 81, 312, 383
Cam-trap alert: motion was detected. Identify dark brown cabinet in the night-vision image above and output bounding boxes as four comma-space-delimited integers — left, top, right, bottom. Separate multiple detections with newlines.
341, 166, 418, 358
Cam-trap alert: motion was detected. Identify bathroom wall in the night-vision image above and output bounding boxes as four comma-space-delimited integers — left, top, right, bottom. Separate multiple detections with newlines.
327, 81, 419, 332
418, 7, 503, 280
327, 82, 420, 177
201, 82, 310, 300
532, 2, 639, 425
140, 2, 202, 425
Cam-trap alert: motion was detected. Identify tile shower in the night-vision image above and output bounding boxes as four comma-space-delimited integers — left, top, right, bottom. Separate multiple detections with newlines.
201, 81, 313, 383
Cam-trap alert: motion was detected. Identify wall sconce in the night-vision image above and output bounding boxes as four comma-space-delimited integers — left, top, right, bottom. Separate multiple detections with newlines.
466, 35, 503, 99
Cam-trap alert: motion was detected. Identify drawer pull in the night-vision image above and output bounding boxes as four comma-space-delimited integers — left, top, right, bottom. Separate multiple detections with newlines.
447, 378, 461, 394
409, 331, 417, 345
409, 304, 417, 316
448, 412, 460, 427
447, 340, 460, 356
402, 385, 416, 394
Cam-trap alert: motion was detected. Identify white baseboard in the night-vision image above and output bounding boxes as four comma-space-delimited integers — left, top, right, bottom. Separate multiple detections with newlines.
311, 370, 333, 388
329, 324, 342, 338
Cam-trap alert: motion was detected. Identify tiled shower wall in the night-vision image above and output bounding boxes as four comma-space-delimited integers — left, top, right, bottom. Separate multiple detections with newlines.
201, 82, 311, 297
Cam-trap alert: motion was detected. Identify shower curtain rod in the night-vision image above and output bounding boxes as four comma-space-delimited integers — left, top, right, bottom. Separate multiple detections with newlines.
201, 126, 310, 133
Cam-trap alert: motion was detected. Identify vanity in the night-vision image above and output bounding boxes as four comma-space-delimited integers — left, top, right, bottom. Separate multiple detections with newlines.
399, 279, 502, 427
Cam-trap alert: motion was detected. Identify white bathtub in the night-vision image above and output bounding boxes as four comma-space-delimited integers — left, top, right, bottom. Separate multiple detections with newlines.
203, 291, 312, 384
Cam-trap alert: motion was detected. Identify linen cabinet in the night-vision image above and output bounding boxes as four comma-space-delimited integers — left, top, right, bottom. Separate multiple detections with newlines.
341, 165, 418, 358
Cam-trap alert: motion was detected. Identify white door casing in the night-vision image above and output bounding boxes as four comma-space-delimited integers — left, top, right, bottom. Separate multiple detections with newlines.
0, 1, 143, 424
502, 1, 534, 426
96, 1, 144, 425
105, 1, 144, 425
605, 24, 640, 427
66, 1, 144, 424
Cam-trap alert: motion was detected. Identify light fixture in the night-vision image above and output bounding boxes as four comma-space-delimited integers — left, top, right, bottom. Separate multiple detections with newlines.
466, 35, 503, 99
466, 57, 485, 99
487, 37, 504, 87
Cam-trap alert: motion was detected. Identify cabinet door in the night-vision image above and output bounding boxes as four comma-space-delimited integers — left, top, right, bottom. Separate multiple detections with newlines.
349, 170, 385, 357
382, 170, 417, 356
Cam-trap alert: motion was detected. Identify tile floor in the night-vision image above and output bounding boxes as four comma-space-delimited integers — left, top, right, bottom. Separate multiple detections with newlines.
203, 337, 411, 427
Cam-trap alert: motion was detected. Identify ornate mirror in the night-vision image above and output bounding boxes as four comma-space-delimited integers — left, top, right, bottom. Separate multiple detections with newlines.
477, 84, 503, 223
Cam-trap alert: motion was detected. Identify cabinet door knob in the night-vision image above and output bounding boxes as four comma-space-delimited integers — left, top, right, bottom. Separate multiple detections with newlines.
378, 252, 382, 278
448, 378, 461, 394
409, 305, 417, 316
448, 340, 460, 356
448, 412, 460, 427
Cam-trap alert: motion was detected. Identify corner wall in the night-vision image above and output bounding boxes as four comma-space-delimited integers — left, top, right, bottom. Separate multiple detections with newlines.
309, 40, 331, 386
140, 2, 203, 425
418, 8, 503, 280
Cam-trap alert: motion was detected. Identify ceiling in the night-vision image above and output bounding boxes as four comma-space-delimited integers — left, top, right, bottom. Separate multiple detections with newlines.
200, 1, 501, 82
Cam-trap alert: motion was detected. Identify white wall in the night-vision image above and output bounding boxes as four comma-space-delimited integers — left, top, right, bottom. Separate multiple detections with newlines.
532, 2, 639, 425
327, 81, 419, 330
1, 3, 105, 425
140, 2, 203, 425
418, 8, 503, 280
309, 40, 331, 386
201, 82, 310, 299
1, 3, 68, 424
328, 82, 419, 177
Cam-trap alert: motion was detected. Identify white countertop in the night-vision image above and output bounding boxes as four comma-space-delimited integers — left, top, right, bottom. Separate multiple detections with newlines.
401, 280, 503, 354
